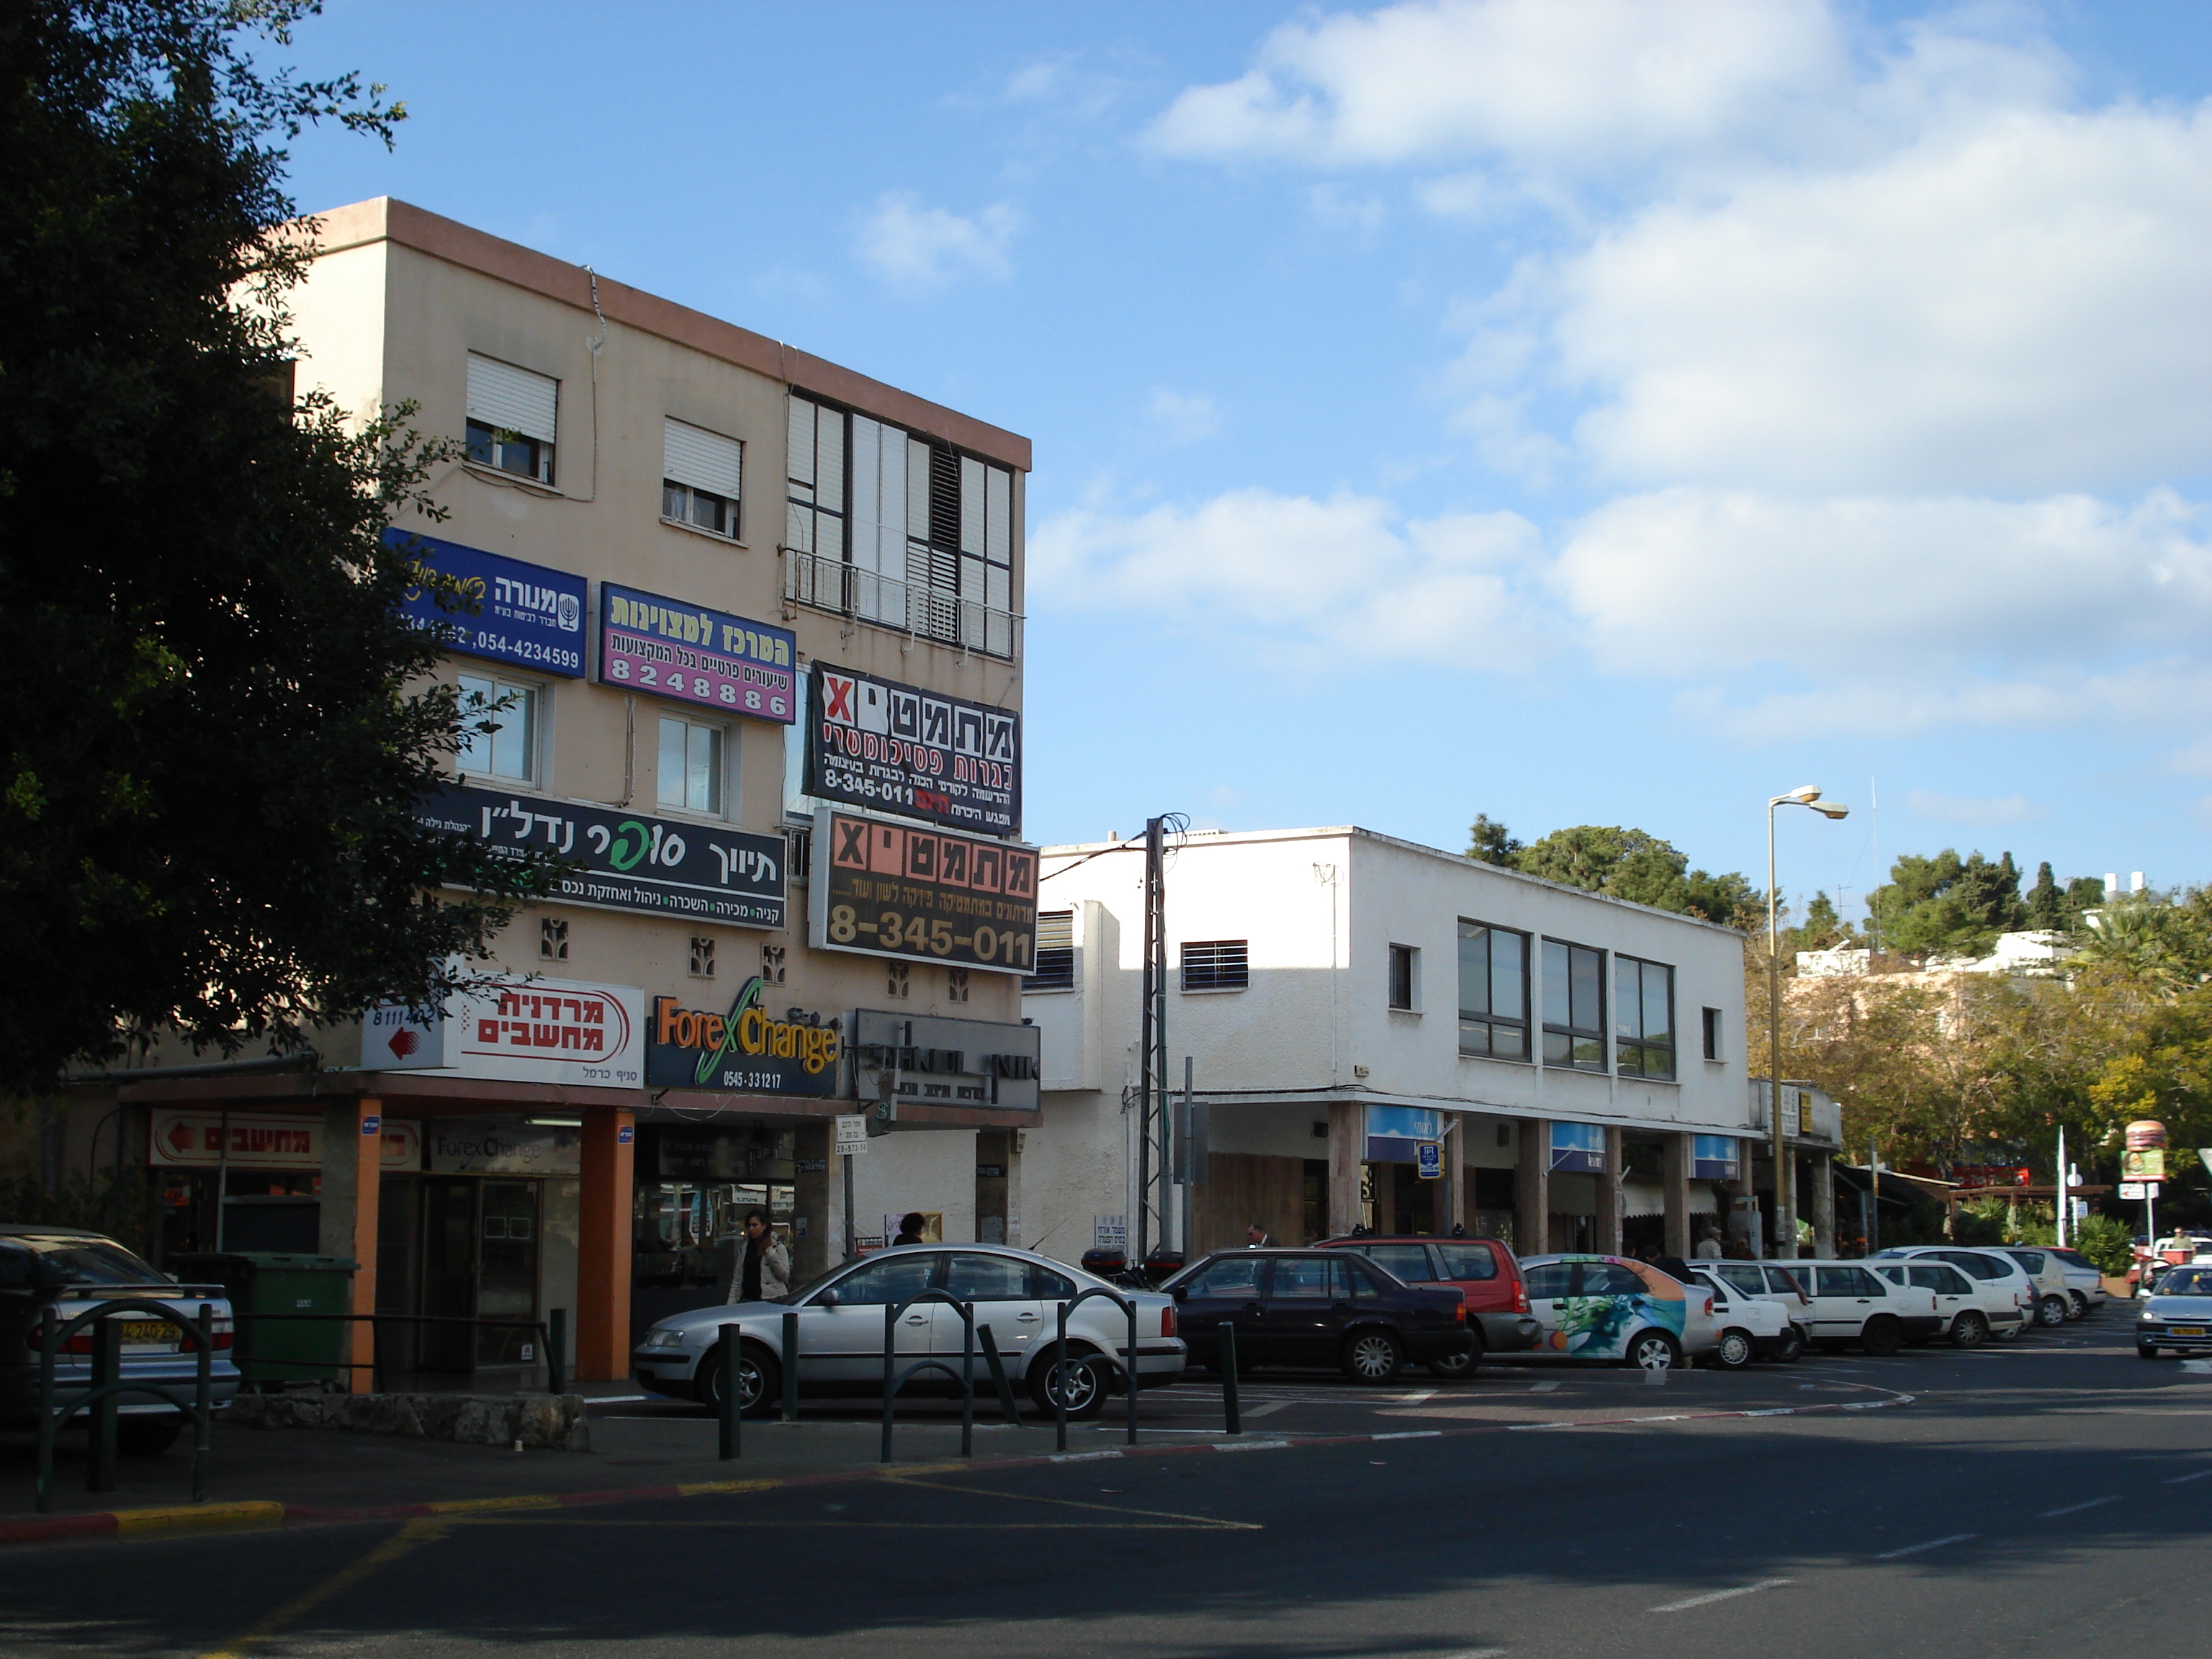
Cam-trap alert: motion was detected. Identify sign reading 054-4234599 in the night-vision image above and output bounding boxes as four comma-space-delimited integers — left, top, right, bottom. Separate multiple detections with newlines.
809, 808, 1038, 975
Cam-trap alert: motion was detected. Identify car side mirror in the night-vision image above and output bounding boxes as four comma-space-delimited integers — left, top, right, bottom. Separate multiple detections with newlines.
1171, 1285, 1187, 1302
814, 1289, 839, 1309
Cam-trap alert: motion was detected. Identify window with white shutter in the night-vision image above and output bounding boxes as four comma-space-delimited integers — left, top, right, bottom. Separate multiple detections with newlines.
465, 354, 557, 484
662, 418, 742, 539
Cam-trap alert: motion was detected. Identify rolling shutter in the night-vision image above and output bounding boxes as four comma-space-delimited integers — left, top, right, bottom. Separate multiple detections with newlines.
663, 418, 742, 500
467, 354, 557, 444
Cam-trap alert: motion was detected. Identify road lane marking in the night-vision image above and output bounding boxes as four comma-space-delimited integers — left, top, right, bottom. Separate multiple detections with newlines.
1875, 1533, 1977, 1559
882, 1473, 1265, 1529
2162, 1469, 2212, 1484
2040, 1496, 2118, 1517
1529, 1380, 1562, 1393
198, 1518, 450, 1659
1653, 1579, 1793, 1614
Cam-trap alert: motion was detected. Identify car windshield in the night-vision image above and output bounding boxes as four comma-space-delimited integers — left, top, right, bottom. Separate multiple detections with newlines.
19, 1235, 170, 1287
2157, 1269, 2212, 1297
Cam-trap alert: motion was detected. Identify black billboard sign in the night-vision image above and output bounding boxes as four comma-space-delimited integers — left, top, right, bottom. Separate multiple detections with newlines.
850, 1010, 1040, 1113
805, 667, 1020, 837
414, 782, 786, 928
646, 976, 842, 1097
809, 808, 1038, 976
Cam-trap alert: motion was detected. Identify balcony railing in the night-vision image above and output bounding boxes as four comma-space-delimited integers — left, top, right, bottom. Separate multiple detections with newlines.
782, 546, 1022, 661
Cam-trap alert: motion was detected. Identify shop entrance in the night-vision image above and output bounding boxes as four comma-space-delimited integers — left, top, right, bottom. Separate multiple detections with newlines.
415, 1177, 544, 1377
1360, 1161, 1437, 1236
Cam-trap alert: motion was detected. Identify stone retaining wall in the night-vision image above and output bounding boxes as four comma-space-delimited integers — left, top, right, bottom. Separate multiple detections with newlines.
225, 1391, 590, 1451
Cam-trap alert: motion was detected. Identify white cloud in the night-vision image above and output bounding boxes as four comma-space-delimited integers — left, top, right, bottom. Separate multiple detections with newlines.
1146, 0, 1844, 170
1547, 103, 2212, 494
1030, 487, 1547, 669
1147, 389, 1220, 444
855, 194, 1017, 285
1904, 790, 2045, 826
1553, 487, 2212, 678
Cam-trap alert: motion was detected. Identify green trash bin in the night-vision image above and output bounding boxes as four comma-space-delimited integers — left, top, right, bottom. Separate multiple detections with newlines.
173, 1253, 359, 1388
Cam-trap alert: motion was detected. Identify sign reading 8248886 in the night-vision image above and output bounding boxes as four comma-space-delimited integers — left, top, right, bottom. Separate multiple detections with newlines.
809, 808, 1038, 975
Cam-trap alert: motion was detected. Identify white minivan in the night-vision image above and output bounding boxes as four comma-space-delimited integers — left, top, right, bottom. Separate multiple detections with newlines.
1771, 1260, 1939, 1354
1871, 1247, 2038, 1338
1873, 1258, 2026, 1347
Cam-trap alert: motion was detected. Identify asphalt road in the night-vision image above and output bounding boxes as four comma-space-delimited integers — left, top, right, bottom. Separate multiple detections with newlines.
5, 1310, 2208, 1659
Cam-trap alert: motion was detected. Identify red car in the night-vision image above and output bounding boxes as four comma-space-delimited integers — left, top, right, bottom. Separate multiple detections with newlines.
1318, 1235, 1543, 1377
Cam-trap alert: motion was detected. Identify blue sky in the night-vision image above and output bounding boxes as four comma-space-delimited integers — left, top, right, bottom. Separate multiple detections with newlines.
271, 1, 2212, 914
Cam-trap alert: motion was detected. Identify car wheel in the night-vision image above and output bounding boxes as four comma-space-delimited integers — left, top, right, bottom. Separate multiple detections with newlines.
1712, 1328, 1755, 1370
2068, 1292, 2090, 1319
116, 1414, 185, 1457
1426, 1341, 1480, 1381
2036, 1295, 2069, 1328
1949, 1311, 1988, 1349
1341, 1328, 1405, 1383
1860, 1316, 1902, 1357
1627, 1330, 1681, 1371
1028, 1348, 1108, 1419
2138, 1344, 2160, 1360
701, 1341, 781, 1420
1772, 1324, 1807, 1364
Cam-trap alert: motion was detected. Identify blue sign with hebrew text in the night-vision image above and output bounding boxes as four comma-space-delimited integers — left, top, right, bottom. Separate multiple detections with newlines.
387, 529, 586, 676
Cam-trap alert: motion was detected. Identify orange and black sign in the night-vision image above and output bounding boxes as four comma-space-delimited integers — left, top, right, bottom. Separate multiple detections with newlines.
646, 976, 842, 1096
808, 808, 1038, 975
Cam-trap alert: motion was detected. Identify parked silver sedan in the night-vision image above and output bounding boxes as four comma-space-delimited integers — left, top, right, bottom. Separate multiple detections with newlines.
632, 1244, 1185, 1418
2136, 1263, 2212, 1359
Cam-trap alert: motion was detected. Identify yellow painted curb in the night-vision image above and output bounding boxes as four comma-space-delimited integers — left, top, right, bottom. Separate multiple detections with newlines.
673, 1479, 781, 1497
114, 1501, 287, 1537
423, 1493, 564, 1516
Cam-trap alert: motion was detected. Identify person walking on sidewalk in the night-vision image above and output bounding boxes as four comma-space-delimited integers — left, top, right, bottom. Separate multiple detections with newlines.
728, 1210, 790, 1304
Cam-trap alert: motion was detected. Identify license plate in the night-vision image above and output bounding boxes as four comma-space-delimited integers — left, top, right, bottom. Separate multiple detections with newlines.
2170, 1326, 2206, 1337
120, 1321, 180, 1346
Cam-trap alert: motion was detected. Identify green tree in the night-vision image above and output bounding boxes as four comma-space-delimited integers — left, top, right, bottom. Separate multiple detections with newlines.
2024, 861, 2067, 930
0, 0, 555, 1094
1465, 813, 1521, 867
1866, 848, 2027, 958
1512, 824, 1758, 927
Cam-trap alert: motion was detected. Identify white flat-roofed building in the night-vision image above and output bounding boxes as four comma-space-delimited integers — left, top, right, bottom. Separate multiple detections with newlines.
1020, 825, 1817, 1261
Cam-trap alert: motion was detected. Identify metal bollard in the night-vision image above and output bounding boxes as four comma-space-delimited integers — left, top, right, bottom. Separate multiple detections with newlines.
959, 1303, 975, 1458
192, 1305, 212, 1506
1054, 1301, 1070, 1452
1219, 1321, 1241, 1436
88, 1317, 121, 1493
546, 1309, 567, 1398
35, 1305, 57, 1513
781, 1310, 800, 1424
1124, 1296, 1140, 1446
718, 1324, 741, 1460
976, 1325, 1021, 1424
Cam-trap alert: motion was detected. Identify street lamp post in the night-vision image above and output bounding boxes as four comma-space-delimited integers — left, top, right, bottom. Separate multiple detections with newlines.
1768, 785, 1849, 1259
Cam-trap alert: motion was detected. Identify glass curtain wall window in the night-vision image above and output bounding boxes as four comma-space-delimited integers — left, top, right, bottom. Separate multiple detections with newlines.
1542, 940, 1606, 1071
657, 716, 724, 816
1614, 956, 1676, 1079
1457, 921, 1529, 1059
457, 673, 537, 782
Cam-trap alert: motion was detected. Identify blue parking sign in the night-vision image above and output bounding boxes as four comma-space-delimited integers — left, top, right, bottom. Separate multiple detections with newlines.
1416, 1141, 1442, 1180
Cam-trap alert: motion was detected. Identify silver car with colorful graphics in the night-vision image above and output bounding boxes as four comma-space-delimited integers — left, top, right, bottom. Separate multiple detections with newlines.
1503, 1254, 1718, 1370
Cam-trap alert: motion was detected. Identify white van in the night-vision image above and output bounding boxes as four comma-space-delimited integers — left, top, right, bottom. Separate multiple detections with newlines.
1873, 1258, 2026, 1347
1768, 1259, 1938, 1354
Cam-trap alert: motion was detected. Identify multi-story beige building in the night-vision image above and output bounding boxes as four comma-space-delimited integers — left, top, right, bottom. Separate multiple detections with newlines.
80, 199, 1040, 1388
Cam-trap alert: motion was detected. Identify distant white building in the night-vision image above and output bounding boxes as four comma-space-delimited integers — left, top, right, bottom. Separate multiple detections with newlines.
1796, 929, 2077, 981
1020, 827, 1836, 1261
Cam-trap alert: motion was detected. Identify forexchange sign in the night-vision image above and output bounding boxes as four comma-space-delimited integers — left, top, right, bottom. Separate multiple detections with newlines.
646, 976, 843, 1097
809, 808, 1038, 976
806, 667, 1020, 836
387, 529, 585, 675
415, 781, 786, 928
598, 583, 796, 722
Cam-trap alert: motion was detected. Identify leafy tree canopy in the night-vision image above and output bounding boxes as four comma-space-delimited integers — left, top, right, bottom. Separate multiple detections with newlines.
0, 0, 555, 1094
1465, 813, 1521, 867
1502, 823, 1759, 928
1866, 848, 2028, 958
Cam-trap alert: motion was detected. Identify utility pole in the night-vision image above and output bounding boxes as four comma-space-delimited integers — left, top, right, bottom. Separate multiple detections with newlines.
1135, 816, 1170, 1264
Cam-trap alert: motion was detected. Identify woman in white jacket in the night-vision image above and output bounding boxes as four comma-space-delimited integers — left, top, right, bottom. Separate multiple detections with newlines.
727, 1210, 791, 1303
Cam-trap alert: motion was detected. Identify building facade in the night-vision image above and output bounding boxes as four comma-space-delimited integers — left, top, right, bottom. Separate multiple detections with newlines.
1020, 827, 1825, 1263
71, 199, 1040, 1387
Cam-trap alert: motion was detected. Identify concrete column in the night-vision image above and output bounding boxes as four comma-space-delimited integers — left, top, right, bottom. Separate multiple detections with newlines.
1514, 1118, 1549, 1259
318, 1097, 382, 1392
1442, 1118, 1468, 1236
1811, 1151, 1835, 1258
1661, 1132, 1693, 1259
1327, 1100, 1362, 1236
576, 1107, 635, 1384
1597, 1127, 1624, 1256
791, 1120, 835, 1285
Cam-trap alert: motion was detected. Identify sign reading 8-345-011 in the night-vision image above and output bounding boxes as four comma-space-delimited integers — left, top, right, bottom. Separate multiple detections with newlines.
809, 808, 1038, 975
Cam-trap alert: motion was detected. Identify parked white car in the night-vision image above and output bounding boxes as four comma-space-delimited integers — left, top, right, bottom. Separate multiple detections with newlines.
631, 1244, 1185, 1419
1703, 1259, 1815, 1325
1872, 1258, 2026, 1347
2046, 1247, 2110, 1316
1772, 1259, 1939, 1354
1869, 1247, 2038, 1339
1990, 1248, 2077, 1326
1685, 1267, 1804, 1366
